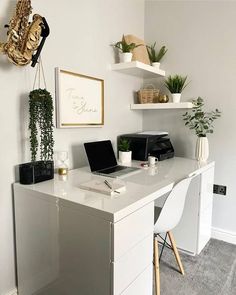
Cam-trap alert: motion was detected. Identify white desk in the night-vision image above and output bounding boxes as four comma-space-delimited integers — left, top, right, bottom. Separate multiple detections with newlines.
14, 157, 214, 295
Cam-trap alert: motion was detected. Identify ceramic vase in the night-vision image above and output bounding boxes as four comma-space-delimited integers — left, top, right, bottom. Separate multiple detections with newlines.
172, 93, 181, 103
119, 151, 132, 164
152, 62, 160, 68
119, 52, 132, 63
195, 137, 209, 162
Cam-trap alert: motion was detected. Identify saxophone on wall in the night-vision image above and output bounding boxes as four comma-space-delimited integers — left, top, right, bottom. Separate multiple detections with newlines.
0, 0, 50, 67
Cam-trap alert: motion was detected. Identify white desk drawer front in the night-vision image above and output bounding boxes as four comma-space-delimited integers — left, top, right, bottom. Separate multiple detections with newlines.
121, 265, 153, 295
112, 202, 154, 261
200, 166, 214, 211
198, 204, 213, 254
113, 234, 153, 295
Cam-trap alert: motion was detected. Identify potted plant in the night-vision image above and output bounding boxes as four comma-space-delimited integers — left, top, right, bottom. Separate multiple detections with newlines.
118, 138, 132, 164
113, 35, 142, 63
19, 88, 55, 184
164, 74, 189, 103
146, 42, 168, 68
183, 97, 221, 161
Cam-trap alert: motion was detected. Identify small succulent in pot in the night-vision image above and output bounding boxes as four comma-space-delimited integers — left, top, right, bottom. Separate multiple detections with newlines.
118, 138, 130, 152
146, 42, 168, 68
113, 35, 142, 63
118, 138, 132, 164
164, 75, 189, 103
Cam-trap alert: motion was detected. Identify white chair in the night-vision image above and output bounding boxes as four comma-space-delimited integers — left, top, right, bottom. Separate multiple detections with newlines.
153, 177, 192, 295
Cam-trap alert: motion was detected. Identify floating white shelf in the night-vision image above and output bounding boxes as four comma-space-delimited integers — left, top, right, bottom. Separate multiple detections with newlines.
130, 102, 193, 110
110, 61, 165, 78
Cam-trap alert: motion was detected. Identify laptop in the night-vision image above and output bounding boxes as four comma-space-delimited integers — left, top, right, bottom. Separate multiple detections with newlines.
84, 140, 140, 178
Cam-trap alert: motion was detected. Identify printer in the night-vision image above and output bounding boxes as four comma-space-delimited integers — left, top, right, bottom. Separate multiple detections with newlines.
119, 131, 174, 161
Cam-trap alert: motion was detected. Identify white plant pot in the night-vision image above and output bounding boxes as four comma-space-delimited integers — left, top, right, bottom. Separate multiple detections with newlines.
119, 151, 132, 164
172, 93, 181, 103
119, 52, 132, 63
152, 62, 160, 68
195, 137, 209, 162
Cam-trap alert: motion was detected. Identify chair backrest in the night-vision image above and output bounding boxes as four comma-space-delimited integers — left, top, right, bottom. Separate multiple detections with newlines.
154, 177, 192, 234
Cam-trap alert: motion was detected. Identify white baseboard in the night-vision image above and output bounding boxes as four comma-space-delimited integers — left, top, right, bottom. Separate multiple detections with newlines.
212, 227, 236, 245
3, 288, 17, 295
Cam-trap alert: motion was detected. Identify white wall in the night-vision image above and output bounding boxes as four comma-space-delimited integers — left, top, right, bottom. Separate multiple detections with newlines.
0, 1, 145, 293
144, 1, 236, 235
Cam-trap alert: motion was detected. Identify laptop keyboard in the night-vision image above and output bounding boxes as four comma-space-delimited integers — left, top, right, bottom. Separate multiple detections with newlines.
99, 166, 127, 174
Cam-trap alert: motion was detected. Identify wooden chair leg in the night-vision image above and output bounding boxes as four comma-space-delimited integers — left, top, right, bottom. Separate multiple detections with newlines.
167, 231, 185, 275
154, 236, 160, 295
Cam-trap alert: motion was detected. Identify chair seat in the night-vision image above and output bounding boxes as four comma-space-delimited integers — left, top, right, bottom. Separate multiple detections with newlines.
154, 206, 162, 224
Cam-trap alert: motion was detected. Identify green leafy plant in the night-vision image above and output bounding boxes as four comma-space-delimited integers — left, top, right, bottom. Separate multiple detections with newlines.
118, 138, 130, 152
29, 88, 54, 162
113, 35, 142, 53
165, 75, 189, 93
146, 42, 168, 62
183, 97, 221, 137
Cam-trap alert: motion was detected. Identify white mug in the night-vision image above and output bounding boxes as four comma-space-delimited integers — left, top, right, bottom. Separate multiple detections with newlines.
148, 156, 158, 167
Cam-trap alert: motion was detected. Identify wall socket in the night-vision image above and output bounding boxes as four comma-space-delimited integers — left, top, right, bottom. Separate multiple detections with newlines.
213, 184, 227, 196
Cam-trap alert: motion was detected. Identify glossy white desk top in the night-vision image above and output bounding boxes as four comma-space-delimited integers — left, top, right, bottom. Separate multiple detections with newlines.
14, 157, 214, 222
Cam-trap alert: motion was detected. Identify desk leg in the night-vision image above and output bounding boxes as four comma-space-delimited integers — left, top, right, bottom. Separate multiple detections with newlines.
154, 236, 160, 295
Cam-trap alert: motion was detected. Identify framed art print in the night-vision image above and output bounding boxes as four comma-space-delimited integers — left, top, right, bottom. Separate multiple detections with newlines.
55, 68, 104, 128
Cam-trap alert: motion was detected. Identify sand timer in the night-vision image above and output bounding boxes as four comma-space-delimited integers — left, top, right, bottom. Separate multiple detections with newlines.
57, 151, 69, 176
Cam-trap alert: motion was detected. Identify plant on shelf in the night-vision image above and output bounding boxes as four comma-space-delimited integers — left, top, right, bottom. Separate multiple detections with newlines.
183, 97, 221, 161
29, 88, 54, 162
146, 42, 167, 68
113, 35, 142, 63
118, 138, 132, 164
164, 74, 189, 103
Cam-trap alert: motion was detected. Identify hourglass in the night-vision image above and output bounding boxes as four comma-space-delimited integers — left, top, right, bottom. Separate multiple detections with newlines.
57, 151, 69, 175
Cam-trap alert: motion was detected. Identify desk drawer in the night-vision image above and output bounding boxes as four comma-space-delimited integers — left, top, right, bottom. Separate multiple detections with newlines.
121, 265, 153, 295
113, 234, 153, 295
112, 202, 154, 261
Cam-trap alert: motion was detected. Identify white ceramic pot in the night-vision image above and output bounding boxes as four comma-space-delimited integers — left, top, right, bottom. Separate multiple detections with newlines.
119, 151, 132, 164
172, 93, 181, 103
152, 62, 160, 68
119, 52, 132, 63
195, 137, 209, 162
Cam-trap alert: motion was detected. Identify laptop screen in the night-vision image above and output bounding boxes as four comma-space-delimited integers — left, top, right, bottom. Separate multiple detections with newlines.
84, 140, 118, 172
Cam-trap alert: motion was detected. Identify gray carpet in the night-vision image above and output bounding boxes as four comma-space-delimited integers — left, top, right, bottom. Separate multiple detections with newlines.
157, 239, 236, 295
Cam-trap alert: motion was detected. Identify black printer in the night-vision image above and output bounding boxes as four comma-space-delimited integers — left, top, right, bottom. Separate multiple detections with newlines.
120, 132, 174, 161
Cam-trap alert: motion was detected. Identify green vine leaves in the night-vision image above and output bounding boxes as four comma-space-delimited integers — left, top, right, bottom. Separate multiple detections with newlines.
183, 97, 221, 138
29, 89, 54, 162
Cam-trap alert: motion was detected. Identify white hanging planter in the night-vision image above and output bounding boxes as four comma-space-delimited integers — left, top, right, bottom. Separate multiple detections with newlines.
172, 93, 181, 103
119, 52, 132, 63
119, 151, 132, 164
195, 137, 209, 162
152, 62, 160, 68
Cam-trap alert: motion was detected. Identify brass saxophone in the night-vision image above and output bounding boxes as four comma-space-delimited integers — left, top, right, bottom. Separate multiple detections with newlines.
0, 0, 49, 66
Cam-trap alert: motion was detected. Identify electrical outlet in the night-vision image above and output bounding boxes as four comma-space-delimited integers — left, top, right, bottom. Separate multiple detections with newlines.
213, 184, 227, 196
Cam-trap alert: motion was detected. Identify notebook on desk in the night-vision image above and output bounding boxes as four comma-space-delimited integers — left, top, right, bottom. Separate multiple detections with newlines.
79, 179, 126, 196
84, 140, 140, 178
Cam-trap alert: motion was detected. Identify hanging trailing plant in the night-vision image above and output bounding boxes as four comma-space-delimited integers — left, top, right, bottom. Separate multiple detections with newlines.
29, 88, 54, 162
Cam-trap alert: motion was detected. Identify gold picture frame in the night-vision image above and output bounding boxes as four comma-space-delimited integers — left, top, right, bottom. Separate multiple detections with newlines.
55, 68, 104, 128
